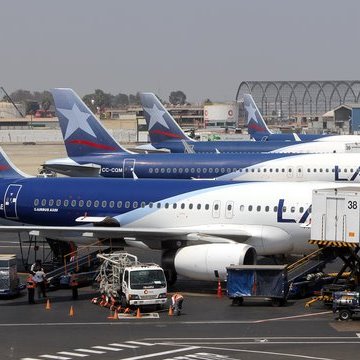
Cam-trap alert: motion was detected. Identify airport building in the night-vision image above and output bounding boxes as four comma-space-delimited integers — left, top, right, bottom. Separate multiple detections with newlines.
236, 80, 360, 133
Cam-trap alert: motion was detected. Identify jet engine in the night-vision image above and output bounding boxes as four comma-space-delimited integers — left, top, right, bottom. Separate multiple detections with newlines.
163, 243, 256, 282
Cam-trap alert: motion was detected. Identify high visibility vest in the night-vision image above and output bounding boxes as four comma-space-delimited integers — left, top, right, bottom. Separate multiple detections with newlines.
26, 276, 36, 289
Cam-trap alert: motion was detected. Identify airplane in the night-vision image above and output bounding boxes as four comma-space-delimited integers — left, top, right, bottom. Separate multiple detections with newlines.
139, 92, 359, 153
244, 93, 360, 142
0, 146, 356, 282
45, 88, 360, 183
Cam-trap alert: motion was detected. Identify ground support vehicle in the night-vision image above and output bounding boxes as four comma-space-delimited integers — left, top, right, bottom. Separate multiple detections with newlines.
0, 254, 21, 296
333, 291, 360, 320
226, 265, 288, 306
96, 252, 167, 308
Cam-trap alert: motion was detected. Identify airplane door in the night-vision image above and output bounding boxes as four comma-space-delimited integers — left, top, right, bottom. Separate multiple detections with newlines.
4, 184, 22, 219
123, 159, 136, 178
296, 166, 303, 178
212, 201, 221, 218
225, 201, 234, 219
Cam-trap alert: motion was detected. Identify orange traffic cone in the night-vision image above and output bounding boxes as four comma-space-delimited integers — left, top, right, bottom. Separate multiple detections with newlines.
136, 308, 141, 318
113, 308, 118, 320
69, 305, 74, 317
45, 299, 51, 310
217, 279, 223, 298
168, 306, 174, 316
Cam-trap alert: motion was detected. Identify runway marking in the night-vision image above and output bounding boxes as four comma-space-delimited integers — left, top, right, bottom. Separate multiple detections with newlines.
253, 311, 332, 323
146, 336, 360, 341
118, 346, 200, 360
109, 343, 139, 348
92, 345, 123, 351
57, 352, 88, 357
74, 348, 105, 354
39, 355, 71, 360
201, 345, 337, 360
125, 341, 155, 346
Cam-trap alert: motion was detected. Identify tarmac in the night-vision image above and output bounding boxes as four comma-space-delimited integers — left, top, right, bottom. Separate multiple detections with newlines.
0, 144, 359, 359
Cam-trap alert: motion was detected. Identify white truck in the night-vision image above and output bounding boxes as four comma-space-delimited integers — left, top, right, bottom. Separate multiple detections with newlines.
96, 252, 167, 308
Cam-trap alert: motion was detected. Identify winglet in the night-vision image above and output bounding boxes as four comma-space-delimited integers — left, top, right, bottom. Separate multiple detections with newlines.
51, 88, 130, 158
139, 93, 193, 143
0, 147, 30, 178
243, 94, 272, 136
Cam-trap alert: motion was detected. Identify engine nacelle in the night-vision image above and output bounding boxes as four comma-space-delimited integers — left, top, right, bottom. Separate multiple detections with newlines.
173, 243, 256, 281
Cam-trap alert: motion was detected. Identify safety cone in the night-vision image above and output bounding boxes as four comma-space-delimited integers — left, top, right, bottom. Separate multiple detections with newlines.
168, 306, 174, 316
113, 308, 118, 320
45, 299, 51, 310
136, 307, 141, 318
69, 305, 74, 317
217, 279, 223, 298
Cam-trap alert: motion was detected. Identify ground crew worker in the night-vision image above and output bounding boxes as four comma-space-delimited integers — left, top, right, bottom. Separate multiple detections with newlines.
26, 274, 36, 304
30, 259, 43, 275
33, 267, 47, 299
171, 293, 184, 315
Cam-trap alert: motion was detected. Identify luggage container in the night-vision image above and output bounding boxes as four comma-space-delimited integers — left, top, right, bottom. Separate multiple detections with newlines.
0, 254, 20, 296
226, 265, 288, 306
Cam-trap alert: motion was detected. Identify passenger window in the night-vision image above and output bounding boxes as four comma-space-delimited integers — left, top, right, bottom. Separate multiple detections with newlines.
240, 205, 244, 212
203, 168, 207, 173
221, 168, 225, 173
265, 206, 269, 212
263, 168, 267, 173
173, 168, 177, 173
307, 169, 310, 173
64, 200, 69, 207
275, 169, 279, 173
269, 169, 273, 173
56, 199, 61, 206
298, 168, 302, 173
160, 168, 165, 173
149, 168, 153, 173
274, 206, 278, 212
251, 169, 255, 173
49, 199, 54, 206
189, 204, 193, 210
184, 168, 189, 173
179, 168, 183, 173
101, 200, 107, 208
41, 199, 46, 206
154, 168, 159, 173
299, 207, 304, 213
281, 169, 285, 173
149, 202, 153, 208
34, 199, 39, 206
320, 168, 323, 173
214, 204, 219, 210
71, 200, 76, 207
78, 200, 84, 207
197, 204, 201, 210
215, 168, 219, 173
191, 168, 195, 173
227, 204, 232, 211
248, 205, 253, 211
313, 169, 317, 173
257, 168, 261, 173
291, 206, 295, 213
94, 200, 99, 208
282, 206, 286, 212
140, 202, 146, 208
209, 168, 213, 173
125, 201, 130, 208
181, 203, 185, 209
157, 203, 161, 208
109, 201, 114, 208
173, 203, 177, 209
165, 203, 169, 209
133, 201, 138, 208
344, 168, 348, 173
197, 168, 201, 173
117, 201, 122, 208
205, 204, 210, 210
166, 168, 171, 173
227, 168, 231, 173
256, 205, 261, 212
86, 200, 92, 207
288, 168, 292, 173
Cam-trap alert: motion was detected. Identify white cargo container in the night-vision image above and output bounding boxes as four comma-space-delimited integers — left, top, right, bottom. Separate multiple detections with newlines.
311, 187, 360, 244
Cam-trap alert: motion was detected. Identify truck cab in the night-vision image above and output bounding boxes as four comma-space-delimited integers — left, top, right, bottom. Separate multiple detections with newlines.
122, 264, 167, 307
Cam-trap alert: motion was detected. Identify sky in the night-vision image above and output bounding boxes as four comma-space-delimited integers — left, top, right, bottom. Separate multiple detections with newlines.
1, 0, 359, 102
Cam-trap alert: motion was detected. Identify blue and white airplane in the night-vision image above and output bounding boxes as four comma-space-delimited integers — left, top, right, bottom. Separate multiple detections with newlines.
0, 146, 356, 281
244, 93, 360, 142
45, 88, 360, 183
139, 92, 358, 153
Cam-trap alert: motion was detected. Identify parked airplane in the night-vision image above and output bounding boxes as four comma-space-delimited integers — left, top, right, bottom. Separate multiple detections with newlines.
244, 93, 360, 142
45, 88, 360, 183
0, 147, 355, 282
139, 92, 358, 153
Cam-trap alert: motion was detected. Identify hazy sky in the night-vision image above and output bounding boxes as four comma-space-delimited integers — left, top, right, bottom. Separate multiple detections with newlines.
1, 0, 359, 102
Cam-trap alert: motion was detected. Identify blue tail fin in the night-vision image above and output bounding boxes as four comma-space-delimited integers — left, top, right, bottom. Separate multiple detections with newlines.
51, 88, 129, 158
0, 147, 28, 178
139, 93, 193, 143
244, 94, 272, 135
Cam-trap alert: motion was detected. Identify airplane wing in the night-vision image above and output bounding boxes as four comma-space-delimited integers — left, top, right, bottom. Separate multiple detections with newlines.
0, 224, 253, 244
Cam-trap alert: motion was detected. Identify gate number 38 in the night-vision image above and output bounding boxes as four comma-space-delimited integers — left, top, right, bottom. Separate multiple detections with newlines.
348, 201, 358, 209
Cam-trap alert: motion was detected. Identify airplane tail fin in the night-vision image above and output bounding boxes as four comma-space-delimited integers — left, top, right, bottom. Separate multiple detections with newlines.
51, 88, 129, 158
139, 92, 193, 143
0, 147, 29, 178
243, 94, 272, 136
